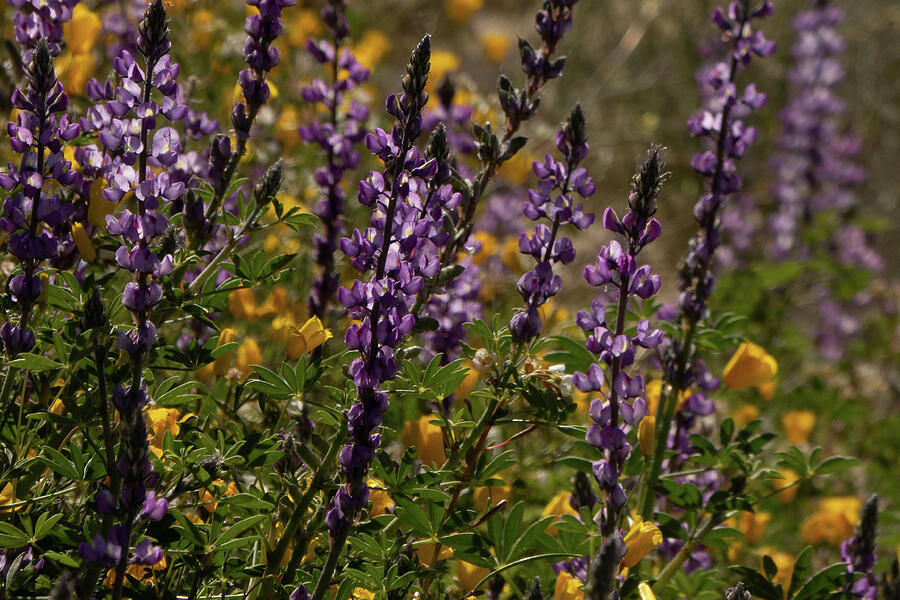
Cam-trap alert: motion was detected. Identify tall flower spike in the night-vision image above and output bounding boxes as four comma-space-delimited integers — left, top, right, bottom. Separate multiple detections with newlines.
330, 34, 461, 539
77, 3, 182, 595
768, 1, 882, 362
509, 104, 595, 343
9, 0, 78, 59
841, 495, 879, 600
1, 39, 80, 357
302, 0, 370, 320
574, 146, 665, 534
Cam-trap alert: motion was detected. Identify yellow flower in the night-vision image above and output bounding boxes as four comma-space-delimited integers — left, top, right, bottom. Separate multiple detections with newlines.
429, 50, 461, 90
352, 589, 375, 600
1, 483, 20, 512
200, 479, 238, 513
723, 342, 777, 395
731, 403, 760, 427
638, 416, 656, 457
402, 415, 446, 467
645, 379, 690, 416
622, 515, 662, 568
71, 222, 96, 262
88, 179, 118, 228
147, 407, 181, 447
500, 151, 535, 185
554, 570, 584, 600
638, 582, 657, 600
762, 549, 795, 592
474, 483, 511, 512
456, 560, 491, 591
64, 5, 103, 55
773, 469, 800, 503
191, 9, 217, 51
539, 300, 569, 332
229, 288, 259, 320
455, 360, 480, 400
213, 328, 238, 377
480, 31, 511, 63
352, 31, 391, 69
801, 497, 861, 545
235, 338, 263, 380
284, 316, 332, 359
781, 410, 815, 444
367, 479, 394, 516
414, 540, 453, 568
105, 555, 166, 588
56, 52, 96, 94
471, 231, 498, 266
542, 490, 578, 535
275, 104, 301, 148
737, 511, 771, 545
446, 0, 484, 24
38, 272, 49, 304
542, 490, 578, 520
501, 235, 525, 273
286, 9, 322, 47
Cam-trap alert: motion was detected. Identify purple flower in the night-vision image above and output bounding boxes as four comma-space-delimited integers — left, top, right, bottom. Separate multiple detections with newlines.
571, 146, 668, 535
302, 1, 370, 320
1, 40, 80, 356
509, 105, 594, 342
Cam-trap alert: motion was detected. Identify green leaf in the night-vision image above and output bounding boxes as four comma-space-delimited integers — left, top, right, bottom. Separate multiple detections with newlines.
0, 522, 30, 547
38, 447, 81, 480
34, 513, 63, 541
7, 353, 62, 372
814, 456, 860, 475
213, 515, 267, 549
728, 566, 782, 600
394, 497, 432, 536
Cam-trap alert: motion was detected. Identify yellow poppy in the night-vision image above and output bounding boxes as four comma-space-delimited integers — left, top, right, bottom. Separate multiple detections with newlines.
801, 497, 861, 545
284, 316, 332, 359
72, 222, 96, 263
781, 410, 815, 444
638, 416, 656, 457
480, 31, 511, 63
63, 5, 102, 55
773, 469, 800, 503
446, 0, 484, 24
456, 560, 491, 591
1, 483, 21, 512
638, 582, 657, 600
367, 479, 394, 516
723, 342, 777, 395
622, 515, 662, 568
554, 570, 584, 600
213, 328, 238, 377
474, 483, 511, 512
234, 338, 263, 380
402, 414, 447, 467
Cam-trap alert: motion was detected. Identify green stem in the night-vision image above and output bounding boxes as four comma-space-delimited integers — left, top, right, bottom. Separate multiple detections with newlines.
651, 512, 724, 592
310, 526, 350, 600
252, 429, 344, 598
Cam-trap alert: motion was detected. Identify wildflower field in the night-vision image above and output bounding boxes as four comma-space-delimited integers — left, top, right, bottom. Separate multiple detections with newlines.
0, 0, 898, 598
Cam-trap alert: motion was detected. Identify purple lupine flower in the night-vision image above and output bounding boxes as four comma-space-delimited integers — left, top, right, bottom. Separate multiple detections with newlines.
573, 146, 666, 535
672, 0, 774, 348
767, 2, 881, 362
1, 40, 80, 356
78, 5, 177, 594
509, 104, 594, 343
301, 0, 370, 320
232, 0, 296, 141
329, 35, 456, 537
841, 496, 879, 600
8, 0, 78, 59
769, 3, 867, 257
